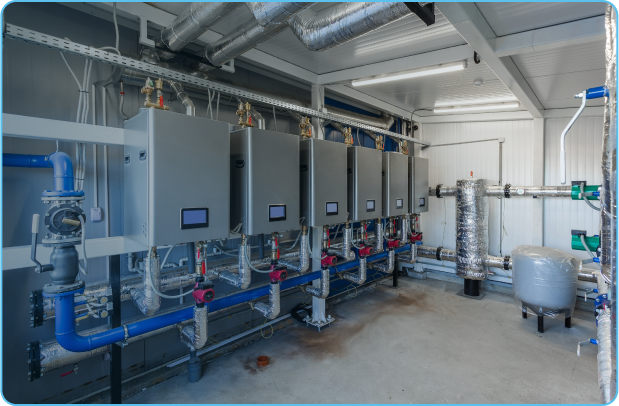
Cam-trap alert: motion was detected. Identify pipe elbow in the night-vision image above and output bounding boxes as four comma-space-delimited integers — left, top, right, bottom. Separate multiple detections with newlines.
56, 330, 93, 352
48, 151, 75, 192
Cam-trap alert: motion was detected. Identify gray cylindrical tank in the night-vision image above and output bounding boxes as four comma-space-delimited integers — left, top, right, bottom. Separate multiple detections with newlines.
512, 245, 579, 313
455, 178, 489, 280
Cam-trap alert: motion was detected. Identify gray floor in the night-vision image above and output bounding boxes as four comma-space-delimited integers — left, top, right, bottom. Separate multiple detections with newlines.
129, 277, 599, 404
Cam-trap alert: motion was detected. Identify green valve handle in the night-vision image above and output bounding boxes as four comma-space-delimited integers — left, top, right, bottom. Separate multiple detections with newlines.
571, 184, 600, 201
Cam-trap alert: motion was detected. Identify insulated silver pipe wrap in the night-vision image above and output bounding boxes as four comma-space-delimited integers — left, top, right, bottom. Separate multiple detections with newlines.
343, 226, 356, 261
130, 253, 161, 316
429, 186, 456, 197
279, 232, 309, 273
329, 106, 394, 130
254, 282, 281, 319
374, 221, 384, 253
219, 244, 252, 289
306, 267, 330, 299
287, 2, 412, 51
400, 215, 409, 246
486, 186, 572, 198
161, 2, 241, 51
597, 306, 613, 402
170, 81, 195, 116
343, 257, 367, 284
247, 2, 315, 27
181, 305, 208, 350
456, 179, 489, 280
204, 3, 312, 66
374, 249, 395, 274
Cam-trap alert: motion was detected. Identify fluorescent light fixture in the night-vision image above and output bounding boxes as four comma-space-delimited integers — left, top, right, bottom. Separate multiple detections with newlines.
433, 96, 519, 107
433, 102, 520, 114
351, 61, 467, 87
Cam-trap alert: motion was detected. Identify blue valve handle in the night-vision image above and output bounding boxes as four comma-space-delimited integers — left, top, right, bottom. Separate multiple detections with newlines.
586, 86, 609, 99
591, 338, 599, 345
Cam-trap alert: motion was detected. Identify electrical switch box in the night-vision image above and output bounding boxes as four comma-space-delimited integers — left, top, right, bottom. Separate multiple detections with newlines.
123, 108, 230, 247
230, 127, 300, 235
300, 138, 347, 227
347, 146, 383, 222
409, 156, 429, 214
382, 151, 408, 218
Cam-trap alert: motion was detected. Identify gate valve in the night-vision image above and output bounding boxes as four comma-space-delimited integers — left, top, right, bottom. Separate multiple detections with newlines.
387, 240, 400, 249
321, 255, 337, 268
358, 245, 373, 258
410, 233, 423, 242
269, 269, 287, 283
192, 280, 215, 304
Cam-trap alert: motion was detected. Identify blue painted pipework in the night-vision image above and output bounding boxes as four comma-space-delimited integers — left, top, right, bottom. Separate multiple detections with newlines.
47, 245, 410, 352
586, 86, 609, 99
3, 152, 79, 196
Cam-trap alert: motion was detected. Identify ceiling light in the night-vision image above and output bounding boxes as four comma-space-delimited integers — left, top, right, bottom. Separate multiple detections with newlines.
433, 102, 520, 114
434, 96, 519, 108
351, 61, 467, 87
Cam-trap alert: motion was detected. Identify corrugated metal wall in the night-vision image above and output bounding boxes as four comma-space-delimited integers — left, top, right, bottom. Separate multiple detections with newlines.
544, 116, 604, 267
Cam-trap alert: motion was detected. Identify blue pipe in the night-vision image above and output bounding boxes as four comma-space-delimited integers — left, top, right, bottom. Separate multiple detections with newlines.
586, 86, 609, 99
3, 152, 76, 193
49, 245, 410, 352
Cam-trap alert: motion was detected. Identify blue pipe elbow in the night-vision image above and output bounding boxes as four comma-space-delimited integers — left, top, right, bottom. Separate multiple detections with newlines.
47, 152, 75, 193
586, 86, 608, 99
54, 294, 94, 352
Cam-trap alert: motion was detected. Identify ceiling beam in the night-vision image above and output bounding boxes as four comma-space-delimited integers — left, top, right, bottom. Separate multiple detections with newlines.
68, 2, 319, 85
492, 16, 605, 57
437, 3, 544, 118
316, 44, 473, 85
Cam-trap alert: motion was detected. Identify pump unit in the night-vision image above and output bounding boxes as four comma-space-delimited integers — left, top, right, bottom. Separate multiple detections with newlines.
123, 108, 230, 247
382, 151, 408, 217
230, 127, 300, 235
300, 138, 347, 227
409, 156, 429, 214
347, 146, 383, 222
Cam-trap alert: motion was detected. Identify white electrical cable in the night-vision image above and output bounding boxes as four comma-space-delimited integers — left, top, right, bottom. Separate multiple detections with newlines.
244, 241, 272, 273
148, 245, 196, 299
78, 215, 88, 275
580, 182, 601, 211
283, 218, 305, 251
113, 2, 119, 50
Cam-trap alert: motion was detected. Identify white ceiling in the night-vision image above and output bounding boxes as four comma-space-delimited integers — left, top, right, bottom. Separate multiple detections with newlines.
146, 2, 607, 117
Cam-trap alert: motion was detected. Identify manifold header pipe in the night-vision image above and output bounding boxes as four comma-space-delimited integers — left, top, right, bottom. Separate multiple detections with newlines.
430, 185, 572, 198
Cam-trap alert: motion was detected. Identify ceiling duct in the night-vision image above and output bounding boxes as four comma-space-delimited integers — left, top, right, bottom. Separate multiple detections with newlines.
287, 2, 415, 52
161, 3, 242, 51
204, 3, 313, 66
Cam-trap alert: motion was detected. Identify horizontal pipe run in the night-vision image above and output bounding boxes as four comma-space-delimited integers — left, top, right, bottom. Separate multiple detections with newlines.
51, 246, 410, 352
3, 153, 51, 168
429, 185, 572, 198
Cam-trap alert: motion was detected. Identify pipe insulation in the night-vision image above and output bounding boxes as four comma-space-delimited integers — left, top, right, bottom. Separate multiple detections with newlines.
343, 256, 367, 284
373, 249, 396, 274
306, 267, 330, 299
247, 2, 316, 27
161, 3, 242, 51
169, 81, 196, 116
219, 241, 252, 289
253, 282, 281, 320
279, 229, 310, 273
287, 2, 412, 52
456, 179, 489, 280
181, 305, 208, 350
328, 225, 356, 261
430, 185, 572, 198
204, 3, 312, 66
130, 252, 161, 317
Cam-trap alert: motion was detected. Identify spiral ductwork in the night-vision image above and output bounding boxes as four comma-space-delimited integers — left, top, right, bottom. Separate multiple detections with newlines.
247, 2, 315, 27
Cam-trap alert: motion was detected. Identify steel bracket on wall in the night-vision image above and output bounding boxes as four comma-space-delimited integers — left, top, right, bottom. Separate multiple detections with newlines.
404, 3, 435, 26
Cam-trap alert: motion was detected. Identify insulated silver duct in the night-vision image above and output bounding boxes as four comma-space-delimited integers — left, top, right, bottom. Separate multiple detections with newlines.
204, 3, 312, 66
170, 81, 196, 116
329, 106, 394, 130
130, 250, 161, 316
219, 239, 252, 289
181, 305, 208, 350
161, 2, 242, 51
306, 267, 330, 298
374, 249, 396, 273
248, 2, 315, 27
287, 2, 412, 52
343, 256, 367, 284
456, 179, 489, 280
279, 228, 310, 273
254, 282, 281, 319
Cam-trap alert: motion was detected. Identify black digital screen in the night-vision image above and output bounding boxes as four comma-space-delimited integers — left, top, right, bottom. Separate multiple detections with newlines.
396, 199, 403, 209
180, 208, 208, 230
419, 197, 426, 207
366, 200, 375, 212
326, 202, 338, 215
269, 205, 286, 221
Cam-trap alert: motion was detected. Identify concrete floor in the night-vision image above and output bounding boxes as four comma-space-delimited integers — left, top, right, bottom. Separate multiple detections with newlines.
129, 277, 599, 404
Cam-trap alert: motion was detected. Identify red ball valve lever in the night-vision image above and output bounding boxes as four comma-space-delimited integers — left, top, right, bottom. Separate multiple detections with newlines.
321, 255, 337, 268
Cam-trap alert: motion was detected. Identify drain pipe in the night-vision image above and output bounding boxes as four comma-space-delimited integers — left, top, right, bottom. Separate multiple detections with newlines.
253, 270, 287, 319
219, 235, 252, 289
130, 248, 161, 316
279, 226, 310, 273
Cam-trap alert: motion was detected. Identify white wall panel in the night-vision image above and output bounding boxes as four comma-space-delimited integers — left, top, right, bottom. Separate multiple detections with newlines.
420, 120, 534, 264
544, 116, 604, 268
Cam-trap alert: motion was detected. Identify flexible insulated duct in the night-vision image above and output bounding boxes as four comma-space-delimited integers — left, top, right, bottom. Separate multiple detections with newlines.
248, 2, 316, 27
204, 3, 312, 66
161, 2, 242, 51
287, 2, 412, 52
181, 305, 208, 350
456, 179, 489, 280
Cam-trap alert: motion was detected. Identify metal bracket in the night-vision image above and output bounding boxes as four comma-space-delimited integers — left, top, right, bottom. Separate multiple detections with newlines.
404, 2, 435, 26
138, 17, 155, 48
504, 183, 512, 198
220, 59, 235, 73
29, 289, 45, 328
436, 184, 443, 198
436, 246, 442, 261
27, 341, 41, 381
503, 255, 510, 271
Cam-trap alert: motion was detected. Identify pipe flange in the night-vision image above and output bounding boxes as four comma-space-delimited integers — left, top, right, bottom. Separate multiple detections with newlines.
504, 183, 512, 198
503, 255, 510, 271
42, 280, 85, 296
436, 246, 443, 261
436, 184, 443, 198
